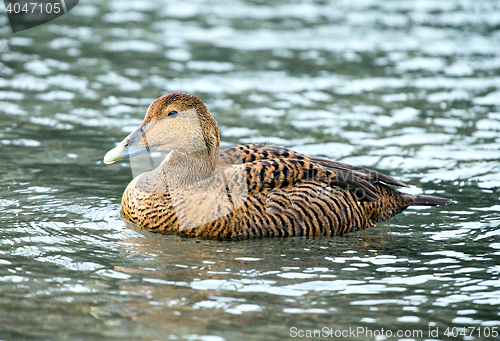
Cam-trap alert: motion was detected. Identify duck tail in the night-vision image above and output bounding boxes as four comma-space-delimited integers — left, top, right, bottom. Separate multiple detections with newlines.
407, 194, 453, 206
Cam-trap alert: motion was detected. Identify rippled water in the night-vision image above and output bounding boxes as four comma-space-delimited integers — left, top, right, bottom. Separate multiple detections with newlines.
1, 0, 500, 340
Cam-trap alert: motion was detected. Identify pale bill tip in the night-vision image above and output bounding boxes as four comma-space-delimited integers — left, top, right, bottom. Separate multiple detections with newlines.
103, 142, 126, 164
103, 149, 118, 164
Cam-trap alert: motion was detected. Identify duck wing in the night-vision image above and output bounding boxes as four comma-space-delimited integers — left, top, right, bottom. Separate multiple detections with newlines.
219, 144, 409, 188
223, 157, 380, 202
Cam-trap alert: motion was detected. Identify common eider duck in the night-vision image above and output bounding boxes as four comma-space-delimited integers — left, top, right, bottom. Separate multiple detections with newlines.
104, 92, 451, 239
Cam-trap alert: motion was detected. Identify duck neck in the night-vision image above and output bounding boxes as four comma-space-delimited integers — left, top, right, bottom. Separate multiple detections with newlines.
162, 146, 220, 185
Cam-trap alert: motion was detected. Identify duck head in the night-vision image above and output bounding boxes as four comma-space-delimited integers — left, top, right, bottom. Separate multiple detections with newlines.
104, 92, 220, 166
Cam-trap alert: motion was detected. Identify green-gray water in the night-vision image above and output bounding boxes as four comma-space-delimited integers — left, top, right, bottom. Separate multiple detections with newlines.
1, 0, 499, 340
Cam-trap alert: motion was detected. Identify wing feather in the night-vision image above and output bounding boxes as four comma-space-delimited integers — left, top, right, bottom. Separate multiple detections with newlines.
223, 158, 380, 202
219, 144, 409, 188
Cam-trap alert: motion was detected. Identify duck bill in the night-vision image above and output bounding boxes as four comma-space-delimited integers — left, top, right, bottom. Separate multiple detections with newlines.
103, 124, 158, 164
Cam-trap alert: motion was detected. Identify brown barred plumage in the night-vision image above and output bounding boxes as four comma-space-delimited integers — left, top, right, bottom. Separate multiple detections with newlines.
104, 92, 451, 239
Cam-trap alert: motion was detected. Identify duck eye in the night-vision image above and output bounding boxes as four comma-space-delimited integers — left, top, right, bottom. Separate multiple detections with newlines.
168, 110, 178, 117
